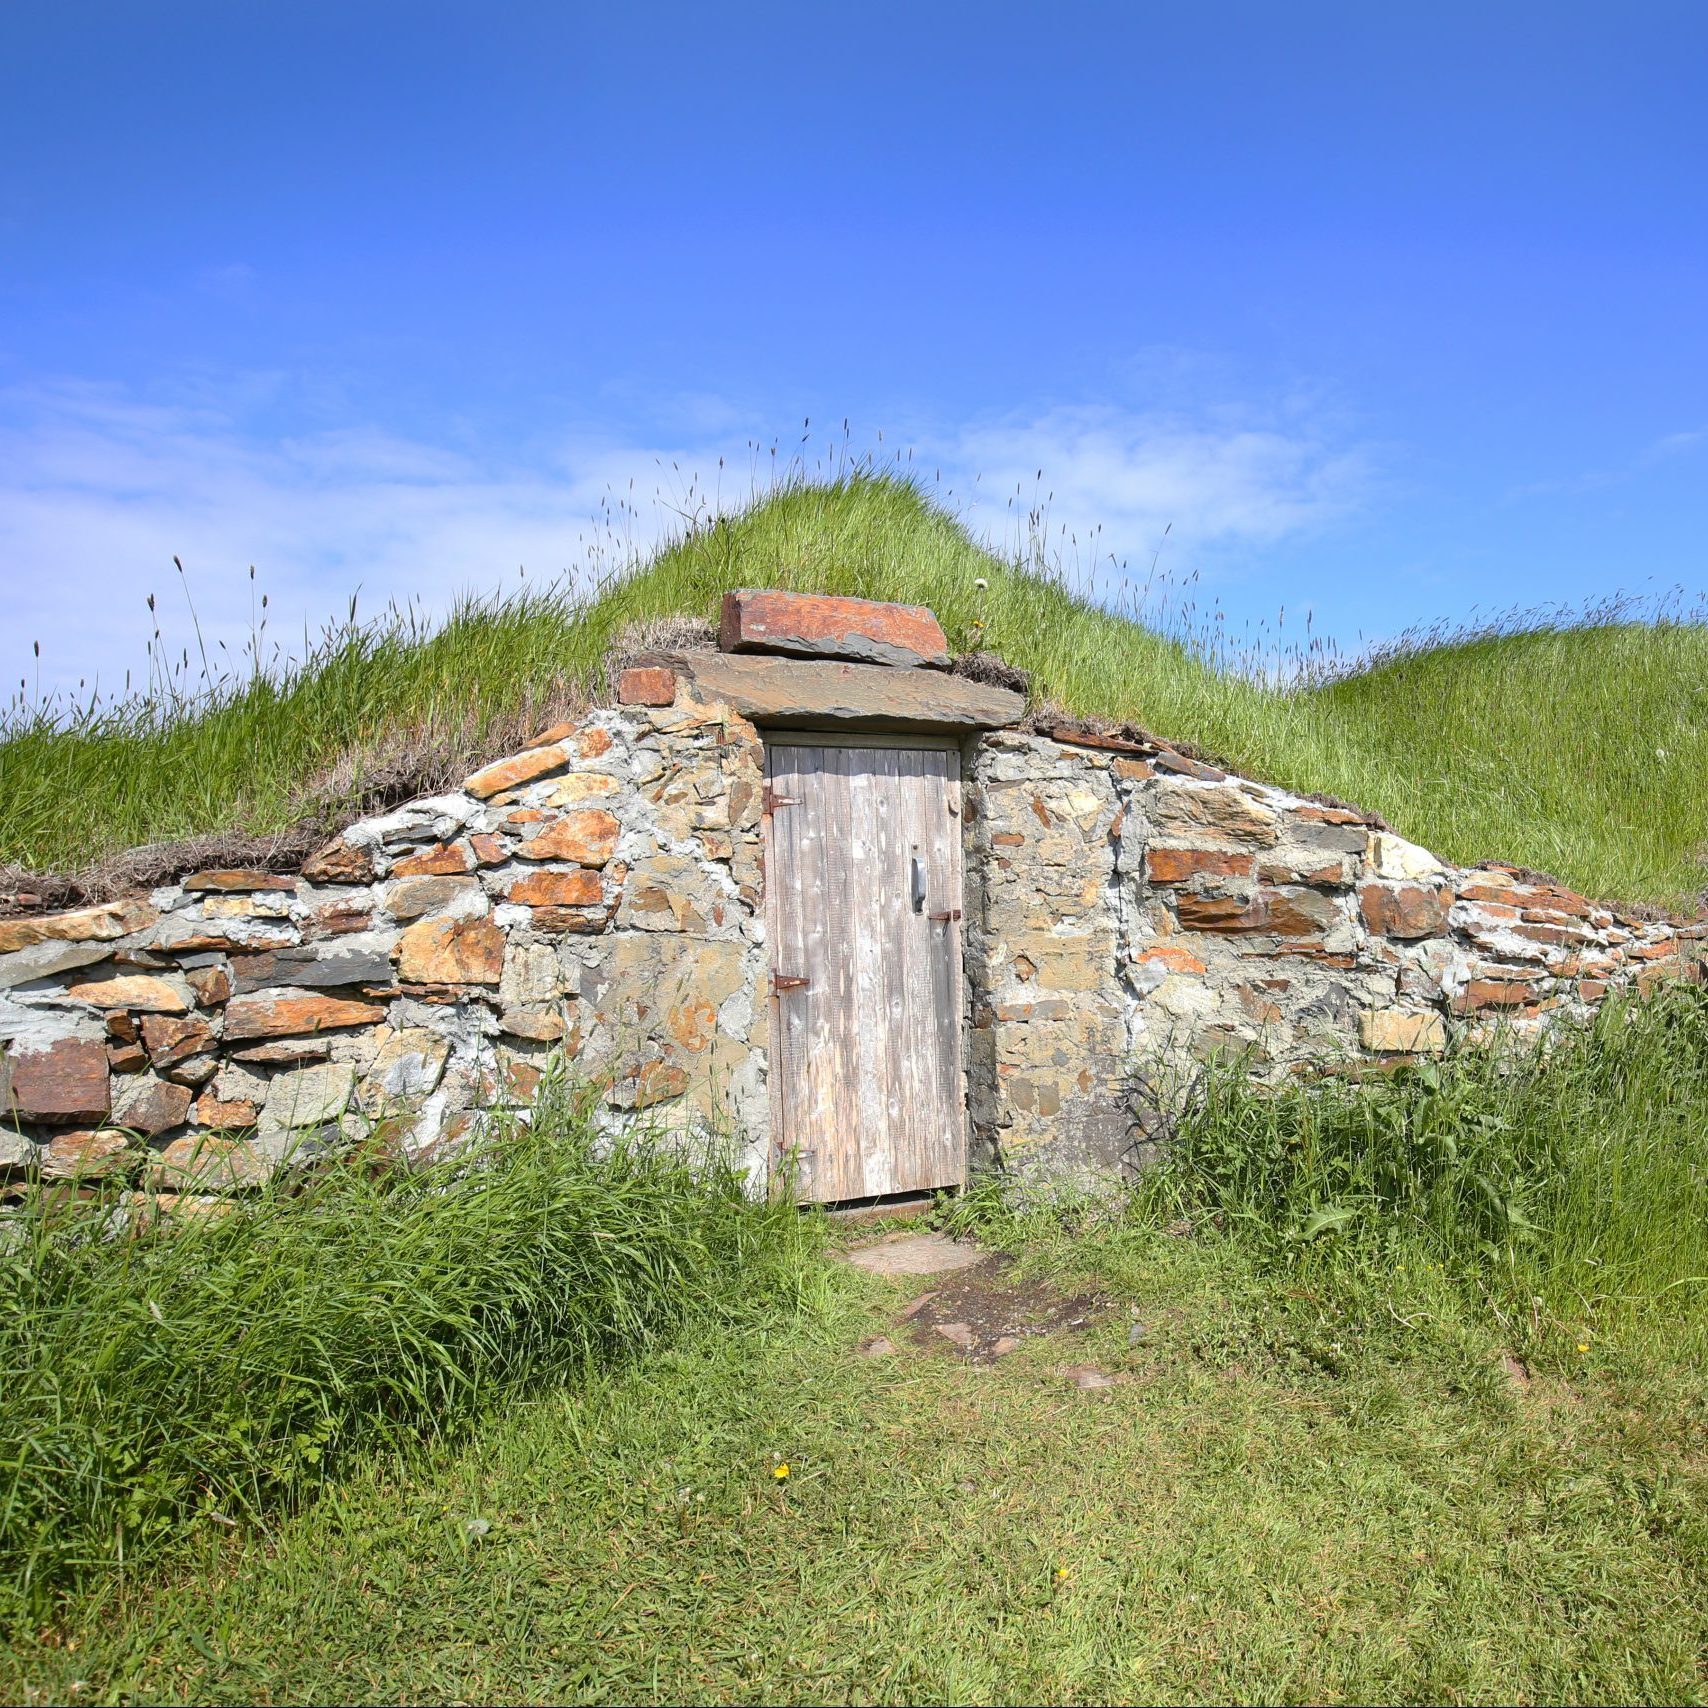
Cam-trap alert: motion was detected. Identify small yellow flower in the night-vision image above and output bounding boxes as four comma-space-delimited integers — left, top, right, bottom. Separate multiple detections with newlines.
773, 1463, 791, 1481
1055, 1566, 1072, 1582
1576, 1342, 1589, 1353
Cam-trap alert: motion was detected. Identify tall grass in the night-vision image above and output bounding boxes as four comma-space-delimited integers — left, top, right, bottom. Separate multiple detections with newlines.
0, 1076, 810, 1625
4, 465, 1706, 902
1144, 980, 1708, 1354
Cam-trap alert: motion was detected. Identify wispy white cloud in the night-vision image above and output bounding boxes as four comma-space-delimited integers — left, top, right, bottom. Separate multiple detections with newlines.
1505, 424, 1708, 501
0, 376, 1374, 707
944, 402, 1370, 573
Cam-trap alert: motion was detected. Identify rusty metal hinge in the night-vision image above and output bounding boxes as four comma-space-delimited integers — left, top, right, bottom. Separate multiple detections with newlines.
770, 972, 811, 994
762, 786, 798, 815
928, 909, 964, 923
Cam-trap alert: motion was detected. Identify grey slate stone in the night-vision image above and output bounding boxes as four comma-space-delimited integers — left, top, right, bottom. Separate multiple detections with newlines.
229, 942, 396, 995
667, 652, 1024, 733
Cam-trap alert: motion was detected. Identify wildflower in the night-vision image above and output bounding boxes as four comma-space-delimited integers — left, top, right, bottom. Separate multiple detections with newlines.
1055, 1566, 1072, 1582
1576, 1342, 1589, 1353
773, 1463, 791, 1481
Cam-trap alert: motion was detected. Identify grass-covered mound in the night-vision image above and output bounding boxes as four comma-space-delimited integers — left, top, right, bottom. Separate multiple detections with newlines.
4, 472, 1705, 903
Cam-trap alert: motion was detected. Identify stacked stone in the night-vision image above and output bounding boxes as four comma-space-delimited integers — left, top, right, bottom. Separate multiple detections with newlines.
1, 683, 770, 1203
965, 730, 1702, 1182
4, 588, 1700, 1204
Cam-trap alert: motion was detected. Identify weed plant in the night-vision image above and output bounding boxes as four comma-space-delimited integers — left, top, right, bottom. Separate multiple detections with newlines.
5, 465, 1705, 904
0, 1076, 809, 1626
1141, 980, 1708, 1359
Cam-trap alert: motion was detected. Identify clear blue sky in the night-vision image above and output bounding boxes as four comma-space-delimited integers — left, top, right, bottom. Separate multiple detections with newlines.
2, 1, 1704, 701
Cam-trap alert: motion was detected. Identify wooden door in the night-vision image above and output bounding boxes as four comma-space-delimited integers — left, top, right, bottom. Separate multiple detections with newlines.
765, 738, 966, 1202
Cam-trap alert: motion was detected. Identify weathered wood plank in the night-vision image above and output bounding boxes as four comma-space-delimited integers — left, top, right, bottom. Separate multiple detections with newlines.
766, 738, 966, 1203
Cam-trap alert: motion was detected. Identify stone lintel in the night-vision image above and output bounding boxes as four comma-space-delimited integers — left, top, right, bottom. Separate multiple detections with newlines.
718, 589, 950, 669
662, 650, 1024, 734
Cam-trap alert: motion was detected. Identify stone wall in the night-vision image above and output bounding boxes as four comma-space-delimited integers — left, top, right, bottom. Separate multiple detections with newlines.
3, 605, 1702, 1204
0, 688, 772, 1198
965, 728, 1704, 1185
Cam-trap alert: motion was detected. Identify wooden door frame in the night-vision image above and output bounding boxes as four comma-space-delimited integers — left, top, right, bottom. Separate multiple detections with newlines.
760, 729, 970, 1201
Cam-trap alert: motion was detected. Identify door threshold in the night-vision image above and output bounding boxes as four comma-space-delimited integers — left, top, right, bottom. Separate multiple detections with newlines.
814, 1190, 944, 1225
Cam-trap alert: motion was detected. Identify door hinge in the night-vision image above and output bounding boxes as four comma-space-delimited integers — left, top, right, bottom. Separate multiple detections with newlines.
928, 909, 963, 923
762, 786, 798, 815
770, 972, 811, 994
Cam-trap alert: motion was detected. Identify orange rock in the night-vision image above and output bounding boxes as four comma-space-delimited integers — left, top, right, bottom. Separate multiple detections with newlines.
3, 1037, 110, 1124
526, 721, 577, 749
530, 906, 607, 935
1358, 883, 1450, 940
578, 726, 613, 759
150, 921, 297, 954
396, 917, 504, 985
140, 1014, 214, 1069
41, 1128, 135, 1180
498, 1009, 570, 1043
301, 838, 376, 883
718, 589, 950, 668
1176, 891, 1336, 937
518, 810, 620, 867
506, 869, 603, 907
464, 744, 570, 799
151, 1132, 270, 1189
182, 869, 296, 893
667, 998, 718, 1053
107, 1042, 148, 1074
1451, 978, 1541, 1015
114, 1076, 194, 1135
617, 667, 677, 706
184, 963, 232, 1006
498, 1058, 543, 1101
468, 832, 507, 865
390, 841, 472, 877
1145, 847, 1254, 884
619, 1059, 688, 1108
222, 990, 387, 1040
193, 1091, 260, 1128
1258, 856, 1349, 887
0, 898, 158, 955
65, 975, 188, 1014
1135, 944, 1208, 975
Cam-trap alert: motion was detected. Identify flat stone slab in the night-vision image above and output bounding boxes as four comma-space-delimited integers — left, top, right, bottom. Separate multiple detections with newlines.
719, 589, 950, 669
670, 652, 1024, 733
842, 1231, 991, 1275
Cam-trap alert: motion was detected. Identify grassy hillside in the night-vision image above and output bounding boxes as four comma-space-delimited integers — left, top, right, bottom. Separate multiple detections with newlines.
3, 472, 1705, 904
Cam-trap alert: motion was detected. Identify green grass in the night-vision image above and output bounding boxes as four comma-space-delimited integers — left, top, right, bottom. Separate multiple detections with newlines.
7, 983, 1708, 1704
4, 469, 1705, 903
6, 1226, 1704, 1703
0, 1076, 811, 1626
1137, 982, 1708, 1360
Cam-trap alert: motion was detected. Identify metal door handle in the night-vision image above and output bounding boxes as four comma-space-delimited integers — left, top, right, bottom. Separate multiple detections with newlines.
910, 855, 927, 911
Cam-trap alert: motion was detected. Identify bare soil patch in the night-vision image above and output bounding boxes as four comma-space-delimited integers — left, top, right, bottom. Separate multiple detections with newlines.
892, 1256, 1111, 1365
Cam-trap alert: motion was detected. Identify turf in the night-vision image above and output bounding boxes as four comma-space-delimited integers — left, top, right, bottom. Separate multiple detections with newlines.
4, 471, 1705, 904
7, 1234, 1705, 1706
